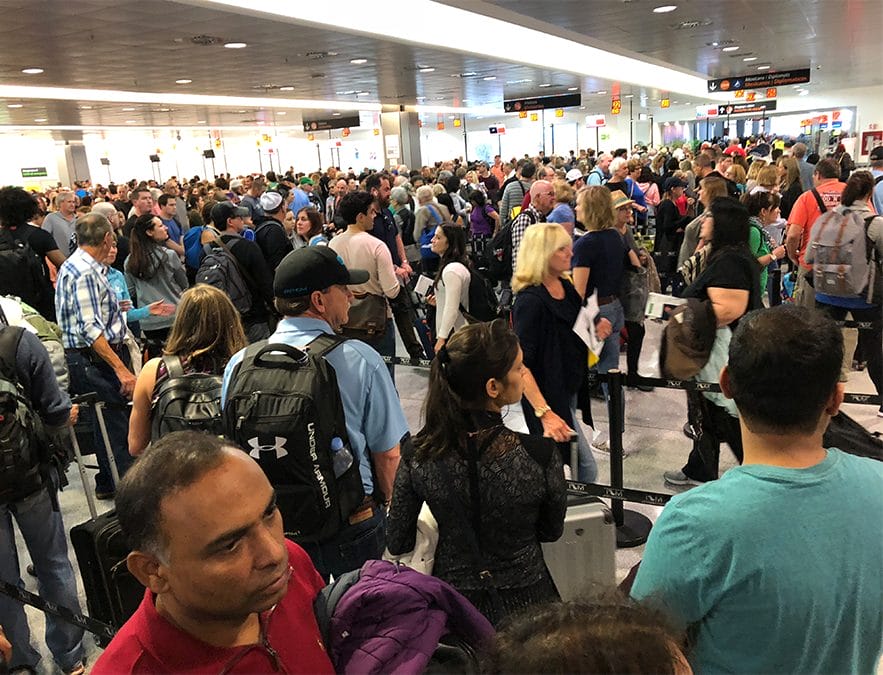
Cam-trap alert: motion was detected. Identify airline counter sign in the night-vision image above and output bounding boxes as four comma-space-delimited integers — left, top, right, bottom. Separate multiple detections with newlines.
707, 68, 810, 93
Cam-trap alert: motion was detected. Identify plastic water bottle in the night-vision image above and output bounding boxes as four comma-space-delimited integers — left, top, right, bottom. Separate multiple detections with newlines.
331, 437, 353, 477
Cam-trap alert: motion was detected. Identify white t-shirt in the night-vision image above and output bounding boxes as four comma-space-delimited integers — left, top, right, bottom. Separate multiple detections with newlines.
329, 229, 400, 317
434, 261, 470, 339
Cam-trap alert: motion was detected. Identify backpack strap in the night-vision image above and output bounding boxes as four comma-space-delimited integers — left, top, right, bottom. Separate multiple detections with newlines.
875, 175, 883, 186
427, 204, 443, 225
161, 354, 185, 379
811, 188, 827, 214
213, 236, 261, 299
0, 326, 24, 384
305, 332, 347, 359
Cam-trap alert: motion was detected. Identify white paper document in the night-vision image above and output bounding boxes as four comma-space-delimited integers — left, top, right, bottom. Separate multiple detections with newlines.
414, 274, 434, 298
572, 291, 604, 355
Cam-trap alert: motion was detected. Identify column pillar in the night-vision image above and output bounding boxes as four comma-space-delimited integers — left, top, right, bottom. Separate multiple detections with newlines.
380, 110, 422, 171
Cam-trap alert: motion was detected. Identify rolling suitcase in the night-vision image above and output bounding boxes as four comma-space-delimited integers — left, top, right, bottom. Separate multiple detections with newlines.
68, 399, 143, 646
542, 437, 616, 600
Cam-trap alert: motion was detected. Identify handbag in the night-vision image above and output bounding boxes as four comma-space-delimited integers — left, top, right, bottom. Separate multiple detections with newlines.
340, 293, 388, 339
620, 266, 649, 323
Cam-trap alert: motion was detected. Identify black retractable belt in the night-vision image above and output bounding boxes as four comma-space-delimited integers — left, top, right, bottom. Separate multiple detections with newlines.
0, 578, 116, 640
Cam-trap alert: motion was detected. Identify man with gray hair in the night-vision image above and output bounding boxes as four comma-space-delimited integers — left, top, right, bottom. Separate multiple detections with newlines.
792, 142, 815, 191
511, 179, 555, 269
586, 153, 612, 186
239, 175, 266, 222
42, 191, 78, 253
90, 201, 130, 273
55, 213, 135, 499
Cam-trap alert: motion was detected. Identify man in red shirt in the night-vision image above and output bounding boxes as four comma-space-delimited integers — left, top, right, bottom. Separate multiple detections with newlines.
93, 432, 334, 674
785, 158, 847, 308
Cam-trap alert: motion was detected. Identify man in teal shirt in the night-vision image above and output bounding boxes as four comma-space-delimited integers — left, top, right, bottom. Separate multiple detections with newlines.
632, 305, 883, 673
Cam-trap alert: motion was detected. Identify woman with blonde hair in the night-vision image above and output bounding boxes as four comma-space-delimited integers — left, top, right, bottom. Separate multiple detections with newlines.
752, 165, 780, 194
777, 156, 803, 219
127, 284, 247, 455
512, 223, 596, 481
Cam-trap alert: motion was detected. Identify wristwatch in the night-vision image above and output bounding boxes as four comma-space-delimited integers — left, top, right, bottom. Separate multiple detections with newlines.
534, 405, 552, 418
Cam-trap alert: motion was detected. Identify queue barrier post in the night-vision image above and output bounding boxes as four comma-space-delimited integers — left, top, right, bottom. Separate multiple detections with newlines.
607, 369, 653, 548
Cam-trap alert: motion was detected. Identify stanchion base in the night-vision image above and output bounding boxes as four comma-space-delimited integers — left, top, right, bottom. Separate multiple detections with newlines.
616, 509, 653, 548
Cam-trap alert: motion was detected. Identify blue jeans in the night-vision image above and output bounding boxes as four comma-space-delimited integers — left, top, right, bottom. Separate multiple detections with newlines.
65, 351, 133, 493
596, 300, 625, 396
0, 479, 85, 671
364, 318, 397, 385
570, 397, 598, 483
299, 508, 386, 582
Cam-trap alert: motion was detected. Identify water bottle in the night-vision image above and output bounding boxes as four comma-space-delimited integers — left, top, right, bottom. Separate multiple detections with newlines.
331, 436, 353, 477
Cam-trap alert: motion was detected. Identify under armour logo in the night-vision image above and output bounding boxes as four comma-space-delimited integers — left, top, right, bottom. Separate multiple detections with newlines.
247, 436, 288, 459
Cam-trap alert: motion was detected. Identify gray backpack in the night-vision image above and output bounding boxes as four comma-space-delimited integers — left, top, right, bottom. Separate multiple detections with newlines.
806, 208, 879, 302
195, 238, 253, 315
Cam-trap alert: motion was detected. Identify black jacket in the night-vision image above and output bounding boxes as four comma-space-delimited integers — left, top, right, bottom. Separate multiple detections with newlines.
220, 233, 274, 324
253, 215, 293, 271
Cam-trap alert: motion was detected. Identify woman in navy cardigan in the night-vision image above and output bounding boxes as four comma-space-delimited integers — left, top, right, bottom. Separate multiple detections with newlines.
511, 223, 597, 482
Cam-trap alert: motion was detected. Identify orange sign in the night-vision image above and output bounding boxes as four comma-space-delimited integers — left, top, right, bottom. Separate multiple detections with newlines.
453, 118, 461, 127
374, 128, 381, 135
555, 108, 564, 117
436, 122, 444, 130
611, 99, 622, 115
832, 111, 841, 121
720, 80, 731, 91
820, 114, 829, 123
307, 133, 315, 141
530, 113, 539, 121
661, 98, 670, 108
341, 128, 350, 137
766, 87, 777, 98
746, 91, 756, 102
518, 111, 527, 119
735, 90, 745, 98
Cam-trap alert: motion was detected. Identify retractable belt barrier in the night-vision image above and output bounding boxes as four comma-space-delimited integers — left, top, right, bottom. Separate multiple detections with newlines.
0, 579, 116, 640
566, 479, 672, 507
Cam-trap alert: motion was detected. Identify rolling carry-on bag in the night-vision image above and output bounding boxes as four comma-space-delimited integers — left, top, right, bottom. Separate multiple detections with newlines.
67, 397, 143, 646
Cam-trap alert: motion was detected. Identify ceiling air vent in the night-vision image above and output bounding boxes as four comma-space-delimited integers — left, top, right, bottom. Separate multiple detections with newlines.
190, 35, 223, 46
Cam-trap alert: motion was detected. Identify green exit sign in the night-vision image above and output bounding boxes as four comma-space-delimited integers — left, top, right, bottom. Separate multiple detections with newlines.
21, 167, 48, 178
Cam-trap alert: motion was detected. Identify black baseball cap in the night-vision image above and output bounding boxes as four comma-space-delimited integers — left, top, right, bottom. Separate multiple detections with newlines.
273, 246, 369, 298
664, 176, 688, 191
869, 146, 883, 161
210, 201, 249, 228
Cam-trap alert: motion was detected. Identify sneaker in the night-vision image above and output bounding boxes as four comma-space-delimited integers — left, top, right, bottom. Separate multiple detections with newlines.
591, 439, 609, 454
663, 469, 704, 487
682, 423, 697, 441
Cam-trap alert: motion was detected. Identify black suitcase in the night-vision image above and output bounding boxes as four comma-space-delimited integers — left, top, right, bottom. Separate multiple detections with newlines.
823, 411, 883, 462
68, 400, 144, 646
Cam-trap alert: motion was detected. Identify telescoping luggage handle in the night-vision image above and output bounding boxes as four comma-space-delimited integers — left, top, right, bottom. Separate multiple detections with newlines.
69, 392, 121, 521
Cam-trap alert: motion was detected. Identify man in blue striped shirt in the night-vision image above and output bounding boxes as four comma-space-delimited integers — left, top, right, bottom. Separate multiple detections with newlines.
56, 213, 134, 499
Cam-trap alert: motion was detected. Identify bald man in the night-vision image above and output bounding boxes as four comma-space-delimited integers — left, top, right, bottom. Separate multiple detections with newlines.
511, 179, 555, 269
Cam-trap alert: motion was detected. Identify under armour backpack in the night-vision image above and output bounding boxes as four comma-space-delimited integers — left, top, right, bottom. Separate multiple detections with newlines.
151, 355, 224, 440
0, 326, 46, 505
222, 335, 365, 543
0, 228, 48, 314
196, 241, 253, 315
806, 208, 880, 303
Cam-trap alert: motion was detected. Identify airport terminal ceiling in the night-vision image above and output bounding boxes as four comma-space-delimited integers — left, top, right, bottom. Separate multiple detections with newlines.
0, 0, 879, 129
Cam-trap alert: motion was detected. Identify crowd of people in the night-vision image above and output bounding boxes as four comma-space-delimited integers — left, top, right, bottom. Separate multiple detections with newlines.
0, 133, 880, 674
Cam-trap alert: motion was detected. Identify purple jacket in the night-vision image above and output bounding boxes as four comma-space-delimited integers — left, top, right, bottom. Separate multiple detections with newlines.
328, 560, 495, 674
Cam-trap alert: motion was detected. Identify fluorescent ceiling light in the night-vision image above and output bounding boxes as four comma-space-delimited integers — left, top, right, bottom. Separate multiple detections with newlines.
722, 46, 739, 52
224, 42, 247, 48
192, 0, 712, 98
280, 86, 294, 91
7, 104, 22, 108
197, 120, 206, 123
743, 56, 758, 62
538, 83, 552, 88
567, 86, 578, 91
0, 85, 382, 112
122, 107, 136, 111
483, 76, 496, 81
350, 58, 367, 64
356, 91, 370, 96
34, 118, 47, 122
419, 67, 435, 73
175, 79, 192, 84
757, 65, 771, 70
277, 111, 286, 115
653, 5, 678, 13
22, 68, 44, 75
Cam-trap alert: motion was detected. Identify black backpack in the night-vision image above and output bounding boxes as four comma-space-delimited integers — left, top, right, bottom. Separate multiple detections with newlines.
222, 334, 365, 543
196, 239, 253, 315
485, 224, 513, 282
0, 228, 48, 313
460, 266, 501, 323
150, 355, 224, 439
0, 326, 46, 504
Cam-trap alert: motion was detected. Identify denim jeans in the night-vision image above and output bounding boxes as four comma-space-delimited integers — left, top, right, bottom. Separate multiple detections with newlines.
0, 479, 85, 671
595, 299, 625, 397
65, 350, 133, 494
570, 396, 597, 483
299, 508, 387, 582
364, 318, 397, 385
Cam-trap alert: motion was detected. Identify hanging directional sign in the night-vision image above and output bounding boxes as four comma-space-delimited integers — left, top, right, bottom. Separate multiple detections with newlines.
503, 93, 581, 112
303, 115, 360, 132
717, 101, 777, 116
707, 68, 810, 93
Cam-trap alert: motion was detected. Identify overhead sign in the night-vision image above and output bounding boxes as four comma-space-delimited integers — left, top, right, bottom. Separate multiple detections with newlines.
21, 167, 47, 178
766, 87, 777, 98
503, 93, 581, 113
586, 114, 606, 128
489, 125, 507, 134
302, 115, 360, 132
746, 91, 756, 102
707, 68, 810, 93
660, 98, 670, 108
611, 98, 622, 115
717, 101, 777, 116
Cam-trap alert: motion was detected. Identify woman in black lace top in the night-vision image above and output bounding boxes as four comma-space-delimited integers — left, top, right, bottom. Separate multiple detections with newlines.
386, 320, 567, 627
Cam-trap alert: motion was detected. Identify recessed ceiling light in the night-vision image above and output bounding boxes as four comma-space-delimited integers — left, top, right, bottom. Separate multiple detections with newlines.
597, 90, 608, 95
22, 68, 44, 75
567, 86, 579, 91
79, 105, 92, 110
122, 107, 136, 111
34, 117, 47, 122
277, 111, 286, 115
197, 120, 206, 123
332, 112, 341, 116
653, 5, 678, 13
175, 79, 192, 84
350, 58, 367, 65
483, 76, 496, 81
722, 46, 739, 52
757, 65, 771, 70
356, 91, 370, 96
224, 42, 247, 49
125, 120, 136, 124
539, 83, 552, 88
7, 104, 22, 108
743, 56, 758, 62
280, 86, 295, 91
158, 107, 170, 112
623, 94, 634, 98
419, 67, 435, 73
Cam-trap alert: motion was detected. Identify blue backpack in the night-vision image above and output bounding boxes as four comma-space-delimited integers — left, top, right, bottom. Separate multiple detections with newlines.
419, 205, 443, 260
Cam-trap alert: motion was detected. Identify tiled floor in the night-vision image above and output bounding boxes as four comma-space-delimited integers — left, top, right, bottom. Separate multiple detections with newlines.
14, 319, 881, 672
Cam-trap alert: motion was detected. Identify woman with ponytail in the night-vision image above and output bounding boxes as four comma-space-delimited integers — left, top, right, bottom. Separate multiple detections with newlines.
386, 320, 566, 627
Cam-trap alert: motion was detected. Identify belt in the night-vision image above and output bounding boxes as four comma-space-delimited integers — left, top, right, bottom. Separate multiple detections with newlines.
597, 295, 618, 306
69, 342, 126, 355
